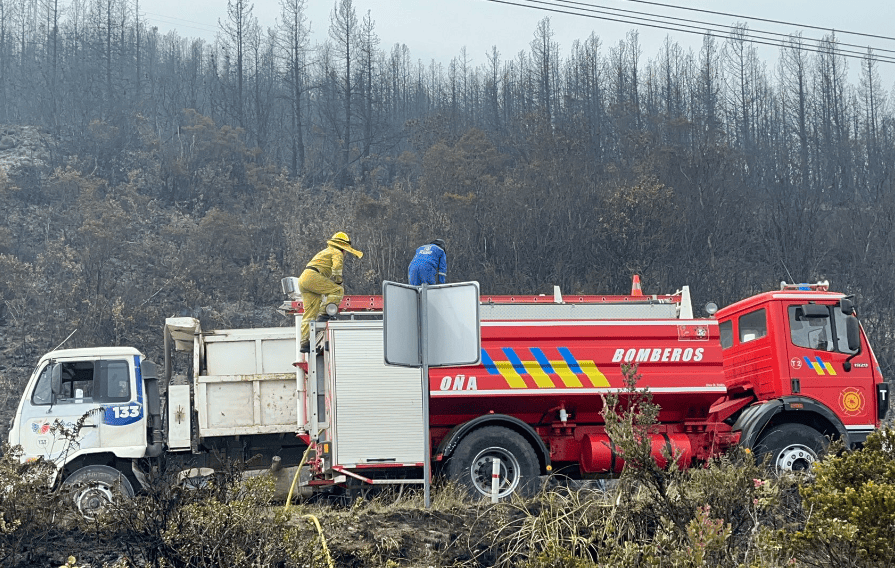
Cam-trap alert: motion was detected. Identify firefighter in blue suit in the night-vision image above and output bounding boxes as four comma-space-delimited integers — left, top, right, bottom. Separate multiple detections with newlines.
408, 239, 447, 286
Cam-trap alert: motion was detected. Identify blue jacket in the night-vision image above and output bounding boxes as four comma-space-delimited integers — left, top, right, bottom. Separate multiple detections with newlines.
408, 244, 447, 285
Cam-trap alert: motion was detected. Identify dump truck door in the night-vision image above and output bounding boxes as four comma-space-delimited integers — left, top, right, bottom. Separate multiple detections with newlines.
18, 360, 102, 462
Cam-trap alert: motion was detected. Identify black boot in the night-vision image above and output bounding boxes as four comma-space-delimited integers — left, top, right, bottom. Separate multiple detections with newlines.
299, 341, 310, 353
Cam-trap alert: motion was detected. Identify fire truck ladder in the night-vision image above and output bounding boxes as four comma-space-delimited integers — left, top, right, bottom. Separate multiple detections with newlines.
279, 285, 694, 321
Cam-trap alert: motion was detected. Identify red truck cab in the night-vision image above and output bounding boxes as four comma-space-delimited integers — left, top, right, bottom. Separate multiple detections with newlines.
717, 281, 888, 470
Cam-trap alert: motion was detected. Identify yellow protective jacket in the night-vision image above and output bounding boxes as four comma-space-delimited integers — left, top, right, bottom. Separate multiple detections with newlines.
306, 245, 345, 280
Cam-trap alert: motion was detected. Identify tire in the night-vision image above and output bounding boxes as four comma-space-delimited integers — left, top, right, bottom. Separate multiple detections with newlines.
63, 465, 134, 519
446, 426, 540, 499
753, 423, 828, 474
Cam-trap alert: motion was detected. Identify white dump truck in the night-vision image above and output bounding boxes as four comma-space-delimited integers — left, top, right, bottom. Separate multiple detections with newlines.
7, 313, 424, 515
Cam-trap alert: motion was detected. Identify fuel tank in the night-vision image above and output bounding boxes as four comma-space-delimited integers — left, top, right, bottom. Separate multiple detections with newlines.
578, 432, 694, 473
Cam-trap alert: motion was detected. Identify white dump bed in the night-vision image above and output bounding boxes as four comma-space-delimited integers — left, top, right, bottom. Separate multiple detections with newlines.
166, 318, 300, 439
199, 327, 299, 437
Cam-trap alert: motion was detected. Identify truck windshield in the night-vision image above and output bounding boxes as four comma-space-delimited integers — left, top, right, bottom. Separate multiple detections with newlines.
31, 366, 53, 405
788, 305, 857, 355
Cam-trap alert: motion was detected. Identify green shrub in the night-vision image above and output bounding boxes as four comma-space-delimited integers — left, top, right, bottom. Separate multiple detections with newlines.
480, 485, 606, 567
518, 541, 599, 568
791, 428, 895, 566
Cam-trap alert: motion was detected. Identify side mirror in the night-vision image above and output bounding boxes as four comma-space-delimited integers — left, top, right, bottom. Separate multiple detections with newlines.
840, 298, 855, 315
846, 316, 861, 352
50, 363, 62, 395
141, 360, 158, 381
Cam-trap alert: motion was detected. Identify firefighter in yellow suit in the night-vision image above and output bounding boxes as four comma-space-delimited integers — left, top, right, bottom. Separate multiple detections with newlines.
298, 232, 363, 352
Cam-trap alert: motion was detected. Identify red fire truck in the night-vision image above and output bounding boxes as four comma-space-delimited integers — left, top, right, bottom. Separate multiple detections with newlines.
289, 280, 887, 498
9, 281, 888, 510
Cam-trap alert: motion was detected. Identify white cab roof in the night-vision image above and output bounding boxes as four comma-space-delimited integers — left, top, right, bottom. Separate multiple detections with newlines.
38, 347, 143, 365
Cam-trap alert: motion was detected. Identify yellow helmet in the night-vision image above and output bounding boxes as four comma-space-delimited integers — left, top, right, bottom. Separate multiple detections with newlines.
327, 231, 363, 258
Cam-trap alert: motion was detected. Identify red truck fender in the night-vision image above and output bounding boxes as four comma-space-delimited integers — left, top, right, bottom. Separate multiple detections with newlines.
436, 414, 551, 472
732, 396, 849, 450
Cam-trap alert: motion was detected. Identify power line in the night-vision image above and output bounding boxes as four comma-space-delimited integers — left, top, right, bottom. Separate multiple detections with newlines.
501, 0, 895, 63
540, 0, 895, 63
615, 0, 895, 43
482, 0, 895, 65
141, 11, 219, 36
550, 0, 895, 57
142, 19, 218, 37
142, 11, 219, 33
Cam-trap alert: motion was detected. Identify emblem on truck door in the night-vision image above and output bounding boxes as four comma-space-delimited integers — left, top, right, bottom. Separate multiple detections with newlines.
30, 421, 53, 435
839, 388, 865, 416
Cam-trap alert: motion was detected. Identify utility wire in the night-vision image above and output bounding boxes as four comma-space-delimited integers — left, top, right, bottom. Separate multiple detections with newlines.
551, 0, 895, 57
482, 0, 895, 65
543, 0, 895, 62
503, 0, 895, 62
141, 11, 219, 35
142, 18, 219, 36
142, 11, 220, 32
616, 0, 895, 43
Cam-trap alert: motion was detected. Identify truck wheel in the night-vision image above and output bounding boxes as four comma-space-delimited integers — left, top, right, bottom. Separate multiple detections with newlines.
447, 426, 539, 499
754, 423, 828, 474
63, 465, 134, 519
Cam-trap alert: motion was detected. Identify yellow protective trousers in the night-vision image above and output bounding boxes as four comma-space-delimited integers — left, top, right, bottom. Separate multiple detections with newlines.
298, 268, 344, 344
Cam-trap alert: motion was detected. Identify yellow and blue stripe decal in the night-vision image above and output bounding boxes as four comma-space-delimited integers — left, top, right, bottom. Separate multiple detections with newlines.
482, 347, 610, 389
803, 356, 837, 376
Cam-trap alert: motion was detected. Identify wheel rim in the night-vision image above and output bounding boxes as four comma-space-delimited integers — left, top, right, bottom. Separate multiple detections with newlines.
73, 483, 115, 519
468, 446, 521, 498
775, 443, 817, 473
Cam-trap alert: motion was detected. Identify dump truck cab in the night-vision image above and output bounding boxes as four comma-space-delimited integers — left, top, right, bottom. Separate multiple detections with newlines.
10, 347, 146, 465
8, 346, 163, 515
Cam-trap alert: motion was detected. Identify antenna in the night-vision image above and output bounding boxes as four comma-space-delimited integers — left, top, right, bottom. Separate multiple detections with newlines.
780, 261, 796, 286
52, 329, 78, 352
